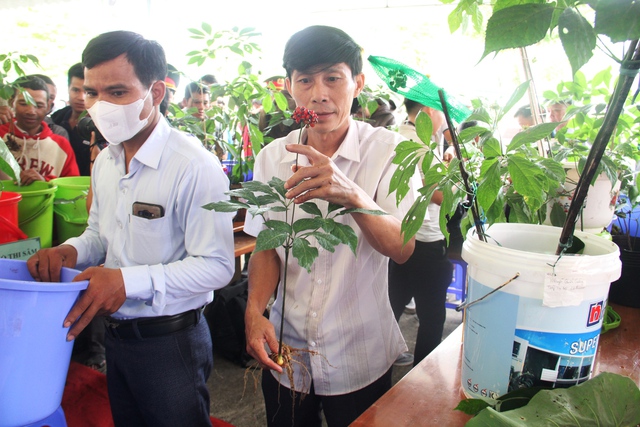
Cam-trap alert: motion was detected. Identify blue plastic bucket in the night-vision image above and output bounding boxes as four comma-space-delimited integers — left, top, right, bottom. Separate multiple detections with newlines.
460, 224, 621, 400
0, 259, 88, 427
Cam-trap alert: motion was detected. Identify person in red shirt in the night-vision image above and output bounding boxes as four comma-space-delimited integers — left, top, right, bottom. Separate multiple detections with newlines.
0, 75, 79, 184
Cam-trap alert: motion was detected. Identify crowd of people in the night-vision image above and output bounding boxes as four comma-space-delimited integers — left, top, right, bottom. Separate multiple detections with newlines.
0, 24, 570, 427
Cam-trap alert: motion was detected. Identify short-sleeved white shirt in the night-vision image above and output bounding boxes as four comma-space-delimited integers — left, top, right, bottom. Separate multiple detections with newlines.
244, 119, 420, 395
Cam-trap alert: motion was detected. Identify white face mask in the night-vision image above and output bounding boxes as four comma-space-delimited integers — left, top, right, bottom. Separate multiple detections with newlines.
87, 85, 154, 145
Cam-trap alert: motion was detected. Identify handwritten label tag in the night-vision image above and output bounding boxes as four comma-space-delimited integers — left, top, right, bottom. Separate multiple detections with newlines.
543, 273, 586, 307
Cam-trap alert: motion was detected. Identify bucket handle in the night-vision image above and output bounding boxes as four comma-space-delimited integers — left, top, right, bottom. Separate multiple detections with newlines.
0, 214, 28, 239
456, 272, 520, 312
54, 191, 89, 205
19, 192, 54, 226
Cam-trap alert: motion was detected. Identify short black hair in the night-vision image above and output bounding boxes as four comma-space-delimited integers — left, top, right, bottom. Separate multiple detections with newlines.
82, 31, 167, 88
282, 26, 362, 79
184, 81, 210, 100
514, 105, 532, 118
30, 74, 54, 86
200, 74, 217, 85
13, 75, 49, 99
403, 98, 425, 115
67, 63, 84, 86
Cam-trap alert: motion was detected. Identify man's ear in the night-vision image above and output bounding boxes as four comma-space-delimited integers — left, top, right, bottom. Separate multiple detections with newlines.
151, 80, 166, 107
353, 73, 365, 98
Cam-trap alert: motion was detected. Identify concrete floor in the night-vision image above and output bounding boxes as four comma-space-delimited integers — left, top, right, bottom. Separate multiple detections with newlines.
207, 308, 464, 427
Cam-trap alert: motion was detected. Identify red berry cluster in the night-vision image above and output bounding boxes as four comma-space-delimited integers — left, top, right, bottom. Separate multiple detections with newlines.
292, 107, 318, 127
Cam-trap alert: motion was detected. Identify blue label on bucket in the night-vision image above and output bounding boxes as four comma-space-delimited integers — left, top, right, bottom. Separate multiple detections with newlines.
462, 277, 605, 400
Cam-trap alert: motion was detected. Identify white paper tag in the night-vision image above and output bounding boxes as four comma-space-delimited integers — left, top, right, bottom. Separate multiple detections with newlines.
543, 273, 586, 307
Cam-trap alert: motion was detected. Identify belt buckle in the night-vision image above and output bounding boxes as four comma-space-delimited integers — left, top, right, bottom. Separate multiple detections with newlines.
105, 317, 122, 329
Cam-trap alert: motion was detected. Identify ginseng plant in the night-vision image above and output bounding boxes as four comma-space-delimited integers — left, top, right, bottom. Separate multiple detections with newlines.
203, 107, 386, 393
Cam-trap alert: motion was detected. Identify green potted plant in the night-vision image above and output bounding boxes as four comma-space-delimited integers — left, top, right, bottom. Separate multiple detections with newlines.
169, 24, 293, 185
541, 67, 639, 233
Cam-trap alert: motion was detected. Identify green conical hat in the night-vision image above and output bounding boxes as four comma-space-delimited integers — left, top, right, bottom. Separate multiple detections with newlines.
368, 55, 471, 124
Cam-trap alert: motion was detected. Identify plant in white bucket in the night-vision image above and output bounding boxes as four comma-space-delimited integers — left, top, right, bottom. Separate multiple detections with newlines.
383, 0, 639, 421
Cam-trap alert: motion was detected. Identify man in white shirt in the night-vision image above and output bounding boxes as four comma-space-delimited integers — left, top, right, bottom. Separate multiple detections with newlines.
243, 25, 420, 426
28, 30, 234, 426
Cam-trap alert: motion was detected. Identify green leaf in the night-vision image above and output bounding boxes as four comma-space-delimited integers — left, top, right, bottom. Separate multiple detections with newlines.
415, 111, 433, 144
264, 219, 292, 235
268, 177, 287, 198
498, 81, 530, 122
311, 231, 341, 252
292, 237, 318, 272
331, 222, 358, 255
292, 217, 323, 233
558, 7, 596, 76
188, 28, 205, 36
401, 193, 430, 245
241, 179, 275, 195
507, 156, 546, 211
339, 208, 387, 216
506, 123, 558, 151
466, 373, 640, 426
482, 4, 554, 60
201, 22, 212, 35
201, 200, 248, 212
454, 398, 490, 416
477, 159, 503, 211
594, 0, 640, 43
327, 202, 344, 215
482, 137, 503, 158
549, 201, 567, 226
0, 139, 20, 181
274, 91, 289, 111
255, 228, 288, 252
299, 202, 322, 217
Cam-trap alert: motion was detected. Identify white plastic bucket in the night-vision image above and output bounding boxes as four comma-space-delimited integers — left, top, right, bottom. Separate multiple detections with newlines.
460, 223, 621, 400
0, 259, 88, 427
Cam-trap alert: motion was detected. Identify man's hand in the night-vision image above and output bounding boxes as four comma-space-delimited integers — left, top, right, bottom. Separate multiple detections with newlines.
283, 144, 363, 208
20, 169, 46, 186
0, 106, 13, 125
63, 266, 126, 341
245, 309, 283, 373
443, 145, 456, 163
27, 244, 78, 283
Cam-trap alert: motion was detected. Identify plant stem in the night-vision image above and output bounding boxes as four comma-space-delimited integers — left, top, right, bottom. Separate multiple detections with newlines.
278, 246, 290, 357
438, 89, 487, 242
556, 40, 640, 255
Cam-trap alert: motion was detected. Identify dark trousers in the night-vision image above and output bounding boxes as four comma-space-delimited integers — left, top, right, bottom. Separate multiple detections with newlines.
104, 314, 213, 427
389, 239, 453, 365
261, 367, 392, 427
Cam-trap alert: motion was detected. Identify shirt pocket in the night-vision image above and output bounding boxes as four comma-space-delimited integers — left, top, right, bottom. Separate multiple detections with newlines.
128, 215, 174, 265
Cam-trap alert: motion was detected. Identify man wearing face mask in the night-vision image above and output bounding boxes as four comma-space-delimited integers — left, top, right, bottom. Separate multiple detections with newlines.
27, 31, 235, 426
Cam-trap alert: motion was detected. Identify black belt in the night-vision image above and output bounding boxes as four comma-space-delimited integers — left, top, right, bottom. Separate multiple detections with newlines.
105, 308, 203, 340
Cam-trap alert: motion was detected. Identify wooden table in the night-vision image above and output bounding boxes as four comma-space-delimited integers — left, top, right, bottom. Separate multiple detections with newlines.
231, 221, 256, 283
352, 303, 640, 426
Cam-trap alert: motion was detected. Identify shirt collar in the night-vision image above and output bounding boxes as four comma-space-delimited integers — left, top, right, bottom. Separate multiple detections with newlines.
279, 119, 361, 165
107, 117, 170, 170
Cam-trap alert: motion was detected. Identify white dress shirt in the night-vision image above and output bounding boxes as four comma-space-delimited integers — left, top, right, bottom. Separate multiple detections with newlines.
244, 119, 420, 395
66, 118, 235, 319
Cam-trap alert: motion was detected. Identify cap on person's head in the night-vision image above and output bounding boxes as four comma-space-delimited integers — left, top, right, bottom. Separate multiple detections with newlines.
165, 76, 177, 93
282, 25, 363, 78
264, 75, 285, 91
167, 64, 181, 87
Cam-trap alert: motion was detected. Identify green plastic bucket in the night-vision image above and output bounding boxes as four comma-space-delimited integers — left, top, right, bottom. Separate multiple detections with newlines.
51, 177, 90, 244
1, 181, 57, 248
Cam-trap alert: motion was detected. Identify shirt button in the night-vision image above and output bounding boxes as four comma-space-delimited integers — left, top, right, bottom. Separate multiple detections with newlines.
117, 221, 123, 229
309, 341, 316, 347
311, 312, 317, 318
317, 279, 322, 285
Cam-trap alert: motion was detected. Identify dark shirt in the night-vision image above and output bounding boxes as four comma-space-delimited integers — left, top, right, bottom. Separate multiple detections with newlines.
52, 106, 91, 176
